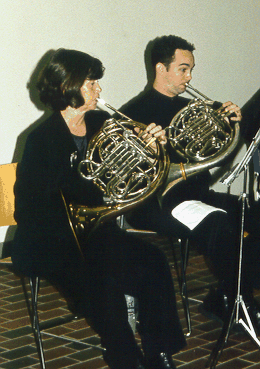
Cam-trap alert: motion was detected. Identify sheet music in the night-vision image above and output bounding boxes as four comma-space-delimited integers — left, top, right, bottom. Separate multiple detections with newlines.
171, 200, 227, 230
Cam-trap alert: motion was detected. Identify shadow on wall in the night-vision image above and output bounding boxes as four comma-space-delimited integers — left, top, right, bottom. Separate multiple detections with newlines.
12, 49, 56, 163
117, 39, 155, 112
1, 50, 56, 258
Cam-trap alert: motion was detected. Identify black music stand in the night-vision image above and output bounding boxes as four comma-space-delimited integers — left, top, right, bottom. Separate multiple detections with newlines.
206, 129, 260, 368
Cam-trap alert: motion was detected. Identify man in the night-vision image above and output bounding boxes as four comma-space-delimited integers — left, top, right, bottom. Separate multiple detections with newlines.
117, 35, 260, 329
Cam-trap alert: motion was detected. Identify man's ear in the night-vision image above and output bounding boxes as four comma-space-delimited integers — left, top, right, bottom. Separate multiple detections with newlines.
156, 62, 165, 75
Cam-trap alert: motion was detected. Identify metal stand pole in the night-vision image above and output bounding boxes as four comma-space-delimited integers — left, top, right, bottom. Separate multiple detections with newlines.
206, 164, 260, 368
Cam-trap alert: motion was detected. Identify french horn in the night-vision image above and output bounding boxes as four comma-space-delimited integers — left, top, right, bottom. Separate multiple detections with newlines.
69, 99, 169, 240
162, 84, 240, 196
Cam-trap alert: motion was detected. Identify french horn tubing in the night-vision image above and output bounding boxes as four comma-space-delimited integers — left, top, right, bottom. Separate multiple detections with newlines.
162, 84, 240, 196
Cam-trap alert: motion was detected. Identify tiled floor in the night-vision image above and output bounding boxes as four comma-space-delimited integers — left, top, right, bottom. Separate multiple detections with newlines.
0, 237, 260, 369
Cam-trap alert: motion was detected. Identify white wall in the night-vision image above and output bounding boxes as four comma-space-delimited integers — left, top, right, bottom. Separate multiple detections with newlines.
0, 0, 259, 242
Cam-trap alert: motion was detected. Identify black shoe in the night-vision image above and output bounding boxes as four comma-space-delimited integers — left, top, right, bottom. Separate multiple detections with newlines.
198, 286, 229, 323
146, 352, 176, 369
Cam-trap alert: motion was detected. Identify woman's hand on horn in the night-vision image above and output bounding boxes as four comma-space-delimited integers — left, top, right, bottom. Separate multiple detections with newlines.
222, 101, 242, 122
135, 123, 167, 151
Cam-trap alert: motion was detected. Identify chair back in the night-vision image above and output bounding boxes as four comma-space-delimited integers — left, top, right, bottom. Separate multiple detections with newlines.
0, 163, 17, 227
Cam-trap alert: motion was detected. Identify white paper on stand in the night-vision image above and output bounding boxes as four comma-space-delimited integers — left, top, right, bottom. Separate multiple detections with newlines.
171, 200, 227, 231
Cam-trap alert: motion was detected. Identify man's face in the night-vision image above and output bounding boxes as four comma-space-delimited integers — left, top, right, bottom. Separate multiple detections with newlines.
156, 49, 195, 97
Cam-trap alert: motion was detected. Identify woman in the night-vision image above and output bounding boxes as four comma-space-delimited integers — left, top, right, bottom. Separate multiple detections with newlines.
11, 48, 185, 369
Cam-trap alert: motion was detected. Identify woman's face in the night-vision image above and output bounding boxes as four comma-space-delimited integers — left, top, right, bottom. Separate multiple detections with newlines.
80, 79, 102, 111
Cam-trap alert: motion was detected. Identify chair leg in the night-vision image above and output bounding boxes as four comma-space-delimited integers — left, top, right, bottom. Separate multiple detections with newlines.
125, 295, 137, 334
29, 277, 46, 369
179, 238, 192, 336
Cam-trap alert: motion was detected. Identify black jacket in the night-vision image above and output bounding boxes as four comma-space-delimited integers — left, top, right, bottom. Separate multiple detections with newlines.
241, 88, 260, 143
119, 88, 190, 127
12, 110, 109, 275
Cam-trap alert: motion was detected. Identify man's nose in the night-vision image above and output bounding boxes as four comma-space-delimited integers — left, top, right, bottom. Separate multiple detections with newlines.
186, 72, 192, 82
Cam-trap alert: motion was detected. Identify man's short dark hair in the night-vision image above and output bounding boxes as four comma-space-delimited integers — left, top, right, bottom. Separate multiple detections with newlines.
37, 48, 104, 111
151, 35, 195, 71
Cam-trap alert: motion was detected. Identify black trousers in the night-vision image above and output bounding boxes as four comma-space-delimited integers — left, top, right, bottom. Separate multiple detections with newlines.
39, 222, 186, 369
127, 184, 243, 296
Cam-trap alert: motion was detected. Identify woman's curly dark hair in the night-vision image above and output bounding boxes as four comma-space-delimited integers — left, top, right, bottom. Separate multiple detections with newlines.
37, 48, 105, 111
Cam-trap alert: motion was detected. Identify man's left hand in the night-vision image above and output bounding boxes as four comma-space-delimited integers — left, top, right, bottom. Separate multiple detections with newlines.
135, 123, 167, 151
222, 101, 242, 122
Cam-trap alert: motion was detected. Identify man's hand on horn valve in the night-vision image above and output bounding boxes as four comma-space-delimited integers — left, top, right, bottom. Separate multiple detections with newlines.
222, 101, 242, 122
135, 123, 167, 151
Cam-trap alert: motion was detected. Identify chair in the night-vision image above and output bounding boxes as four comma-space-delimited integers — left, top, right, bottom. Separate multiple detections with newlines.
117, 215, 192, 336
0, 163, 105, 369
